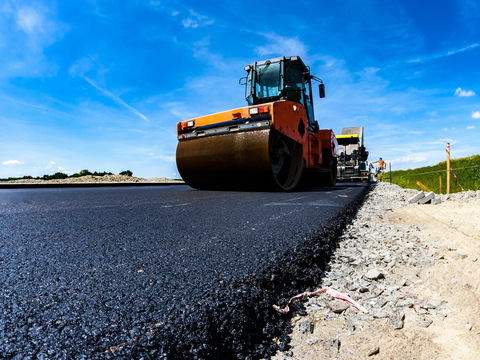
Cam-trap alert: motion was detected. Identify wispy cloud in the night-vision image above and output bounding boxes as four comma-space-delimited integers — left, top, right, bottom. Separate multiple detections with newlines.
2, 160, 24, 165
181, 9, 214, 28
472, 111, 480, 119
151, 154, 176, 162
16, 6, 45, 34
0, 1, 67, 78
393, 156, 428, 164
69, 55, 98, 77
70, 56, 149, 122
407, 42, 480, 64
255, 33, 307, 58
83, 76, 149, 122
455, 87, 475, 97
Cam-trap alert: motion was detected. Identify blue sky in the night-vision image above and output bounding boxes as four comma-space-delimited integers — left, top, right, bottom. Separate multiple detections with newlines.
1, 0, 479, 179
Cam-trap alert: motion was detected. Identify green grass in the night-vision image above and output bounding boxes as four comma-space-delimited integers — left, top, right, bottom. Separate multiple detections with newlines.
387, 155, 480, 193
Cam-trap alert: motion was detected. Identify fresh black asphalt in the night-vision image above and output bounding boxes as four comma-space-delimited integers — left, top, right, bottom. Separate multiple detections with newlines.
0, 184, 369, 359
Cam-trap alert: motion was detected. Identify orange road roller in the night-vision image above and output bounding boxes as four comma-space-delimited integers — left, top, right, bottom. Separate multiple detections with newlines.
176, 56, 338, 191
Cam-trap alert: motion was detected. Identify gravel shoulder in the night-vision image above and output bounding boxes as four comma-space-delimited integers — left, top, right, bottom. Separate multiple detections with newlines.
272, 182, 480, 360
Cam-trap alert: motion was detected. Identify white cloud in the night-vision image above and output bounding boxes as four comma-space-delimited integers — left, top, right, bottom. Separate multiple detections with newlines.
408, 42, 480, 64
83, 76, 149, 121
152, 154, 176, 162
472, 111, 480, 119
182, 10, 213, 28
0, 2, 68, 78
467, 125, 475, 130
393, 156, 427, 164
255, 33, 307, 58
69, 55, 98, 77
16, 6, 44, 34
182, 18, 198, 28
454, 87, 475, 97
2, 159, 24, 165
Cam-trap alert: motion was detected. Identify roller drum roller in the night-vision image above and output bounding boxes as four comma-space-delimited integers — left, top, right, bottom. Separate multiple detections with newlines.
176, 128, 304, 191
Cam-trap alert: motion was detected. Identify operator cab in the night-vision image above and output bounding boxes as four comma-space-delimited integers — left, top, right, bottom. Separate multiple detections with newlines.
242, 56, 325, 132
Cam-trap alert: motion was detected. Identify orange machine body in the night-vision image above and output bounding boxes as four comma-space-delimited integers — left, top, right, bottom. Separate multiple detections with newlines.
177, 100, 337, 171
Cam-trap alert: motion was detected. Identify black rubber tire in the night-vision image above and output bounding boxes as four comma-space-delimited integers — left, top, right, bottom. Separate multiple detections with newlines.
318, 149, 337, 187
269, 130, 304, 191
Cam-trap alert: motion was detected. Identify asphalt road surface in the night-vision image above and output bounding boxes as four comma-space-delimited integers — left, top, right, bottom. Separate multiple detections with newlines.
0, 184, 369, 359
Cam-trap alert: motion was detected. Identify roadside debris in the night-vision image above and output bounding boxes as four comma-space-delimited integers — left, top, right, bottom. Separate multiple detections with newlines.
408, 191, 442, 204
273, 287, 368, 315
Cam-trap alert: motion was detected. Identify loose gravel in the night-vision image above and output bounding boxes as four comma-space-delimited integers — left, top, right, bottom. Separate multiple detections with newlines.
272, 181, 480, 359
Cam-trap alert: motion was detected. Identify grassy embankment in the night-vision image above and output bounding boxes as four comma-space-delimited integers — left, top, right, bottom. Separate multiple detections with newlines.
387, 155, 480, 194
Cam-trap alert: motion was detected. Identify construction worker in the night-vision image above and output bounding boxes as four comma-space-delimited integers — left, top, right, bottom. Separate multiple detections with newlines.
371, 157, 386, 180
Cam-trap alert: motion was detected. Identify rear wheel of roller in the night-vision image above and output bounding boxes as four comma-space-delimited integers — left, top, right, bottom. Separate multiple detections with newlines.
269, 130, 304, 191
300, 149, 337, 189
318, 149, 337, 186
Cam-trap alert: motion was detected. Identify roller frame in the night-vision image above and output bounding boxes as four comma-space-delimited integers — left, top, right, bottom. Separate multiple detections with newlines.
176, 101, 335, 191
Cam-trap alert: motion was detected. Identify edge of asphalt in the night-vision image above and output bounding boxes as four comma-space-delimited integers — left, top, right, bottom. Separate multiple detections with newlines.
0, 182, 186, 189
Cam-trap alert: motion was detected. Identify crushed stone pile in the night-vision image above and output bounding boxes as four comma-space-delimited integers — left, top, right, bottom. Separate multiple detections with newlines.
443, 189, 480, 203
